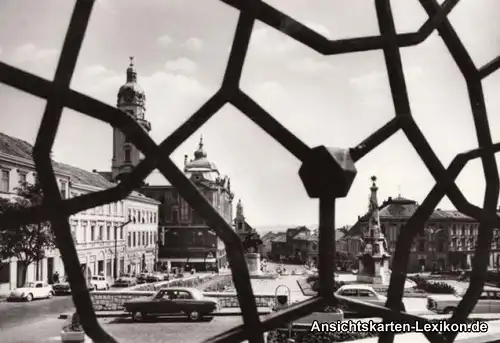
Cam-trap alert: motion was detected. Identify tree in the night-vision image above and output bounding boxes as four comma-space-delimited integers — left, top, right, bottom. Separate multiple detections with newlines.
242, 231, 263, 253
0, 181, 56, 285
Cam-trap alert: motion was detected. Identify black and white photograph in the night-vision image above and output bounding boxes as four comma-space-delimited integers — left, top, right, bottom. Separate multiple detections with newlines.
0, 0, 500, 342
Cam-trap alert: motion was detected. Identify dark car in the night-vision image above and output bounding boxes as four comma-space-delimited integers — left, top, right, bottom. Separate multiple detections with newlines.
146, 273, 163, 283
136, 273, 148, 284
53, 279, 94, 295
113, 277, 137, 288
123, 287, 219, 321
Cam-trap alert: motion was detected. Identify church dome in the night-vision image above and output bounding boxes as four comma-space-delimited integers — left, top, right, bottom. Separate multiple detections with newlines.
117, 57, 146, 108
184, 137, 219, 177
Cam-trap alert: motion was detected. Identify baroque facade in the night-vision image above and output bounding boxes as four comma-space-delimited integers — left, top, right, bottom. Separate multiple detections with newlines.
140, 138, 234, 272
104, 58, 246, 273
344, 177, 500, 272
0, 132, 159, 295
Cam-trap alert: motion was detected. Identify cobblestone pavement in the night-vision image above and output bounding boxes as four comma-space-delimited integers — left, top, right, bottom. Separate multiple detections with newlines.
0, 296, 74, 330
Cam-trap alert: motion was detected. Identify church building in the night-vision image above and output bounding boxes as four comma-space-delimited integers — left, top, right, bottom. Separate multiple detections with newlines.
103, 58, 240, 272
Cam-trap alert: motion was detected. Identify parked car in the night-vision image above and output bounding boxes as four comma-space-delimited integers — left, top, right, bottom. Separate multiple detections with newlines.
53, 278, 94, 294
113, 277, 137, 288
89, 275, 109, 290
335, 284, 405, 316
7, 281, 54, 301
123, 287, 219, 321
146, 273, 163, 283
427, 288, 500, 314
136, 273, 148, 284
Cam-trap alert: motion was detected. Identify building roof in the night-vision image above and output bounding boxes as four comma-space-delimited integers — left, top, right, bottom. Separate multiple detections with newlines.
0, 132, 157, 202
348, 195, 479, 237
184, 137, 219, 177
56, 162, 115, 189
0, 132, 36, 160
270, 232, 287, 243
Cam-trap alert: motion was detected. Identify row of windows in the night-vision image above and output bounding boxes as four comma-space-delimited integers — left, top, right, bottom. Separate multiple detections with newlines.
1, 168, 32, 193
128, 208, 157, 224
127, 230, 157, 248
72, 225, 125, 243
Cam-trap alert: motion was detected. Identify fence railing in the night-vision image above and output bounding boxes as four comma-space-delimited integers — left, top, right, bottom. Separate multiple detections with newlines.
1, 0, 500, 343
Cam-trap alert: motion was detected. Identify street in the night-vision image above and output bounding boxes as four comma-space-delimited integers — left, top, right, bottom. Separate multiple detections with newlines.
0, 315, 259, 343
0, 296, 74, 330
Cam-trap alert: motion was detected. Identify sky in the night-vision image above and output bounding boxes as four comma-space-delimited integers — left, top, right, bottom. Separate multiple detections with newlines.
0, 0, 499, 228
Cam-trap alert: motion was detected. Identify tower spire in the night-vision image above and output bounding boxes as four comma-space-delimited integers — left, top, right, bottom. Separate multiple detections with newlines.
126, 56, 137, 82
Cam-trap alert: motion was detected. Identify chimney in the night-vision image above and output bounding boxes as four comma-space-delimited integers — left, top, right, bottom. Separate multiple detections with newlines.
388, 196, 392, 202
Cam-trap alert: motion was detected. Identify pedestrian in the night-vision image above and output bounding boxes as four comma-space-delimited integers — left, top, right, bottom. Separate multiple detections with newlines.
53, 271, 60, 284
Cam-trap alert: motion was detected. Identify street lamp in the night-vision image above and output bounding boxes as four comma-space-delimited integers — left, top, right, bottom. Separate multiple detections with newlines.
114, 219, 132, 280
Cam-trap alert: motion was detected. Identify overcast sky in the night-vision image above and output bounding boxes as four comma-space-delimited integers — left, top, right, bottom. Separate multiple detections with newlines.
0, 0, 499, 228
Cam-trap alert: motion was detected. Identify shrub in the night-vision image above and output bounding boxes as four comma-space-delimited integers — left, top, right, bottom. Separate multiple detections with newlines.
424, 281, 456, 294
204, 277, 234, 292
409, 276, 455, 294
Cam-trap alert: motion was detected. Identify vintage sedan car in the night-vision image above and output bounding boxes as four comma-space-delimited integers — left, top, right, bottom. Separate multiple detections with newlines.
8, 281, 54, 301
335, 284, 405, 316
112, 277, 137, 288
136, 273, 148, 284
427, 288, 500, 314
53, 279, 94, 295
123, 287, 219, 321
89, 275, 109, 290
146, 273, 163, 283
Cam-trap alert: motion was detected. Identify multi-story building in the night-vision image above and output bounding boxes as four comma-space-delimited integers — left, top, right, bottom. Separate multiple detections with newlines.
0, 132, 159, 295
94, 58, 242, 273
346, 176, 500, 272
268, 227, 318, 264
141, 139, 234, 272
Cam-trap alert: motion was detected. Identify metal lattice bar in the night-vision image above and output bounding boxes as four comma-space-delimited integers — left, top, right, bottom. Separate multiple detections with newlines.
1, 0, 500, 342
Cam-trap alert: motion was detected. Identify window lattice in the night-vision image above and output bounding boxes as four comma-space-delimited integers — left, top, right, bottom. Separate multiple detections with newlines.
0, 1, 500, 343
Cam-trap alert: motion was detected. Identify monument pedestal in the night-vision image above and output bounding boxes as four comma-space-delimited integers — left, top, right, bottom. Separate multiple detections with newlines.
245, 253, 262, 276
357, 255, 390, 285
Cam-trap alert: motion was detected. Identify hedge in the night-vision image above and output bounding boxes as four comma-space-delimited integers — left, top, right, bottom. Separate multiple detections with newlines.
408, 276, 456, 294
132, 275, 213, 292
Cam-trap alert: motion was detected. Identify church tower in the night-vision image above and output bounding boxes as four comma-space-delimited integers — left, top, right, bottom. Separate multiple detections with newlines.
112, 57, 152, 182
234, 199, 248, 238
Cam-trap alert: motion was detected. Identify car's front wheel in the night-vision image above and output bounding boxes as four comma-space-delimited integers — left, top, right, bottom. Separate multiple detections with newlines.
25, 293, 33, 302
47, 291, 53, 299
188, 310, 201, 321
131, 311, 146, 322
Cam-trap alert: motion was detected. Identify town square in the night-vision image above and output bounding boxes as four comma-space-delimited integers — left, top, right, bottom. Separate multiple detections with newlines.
1, 0, 500, 343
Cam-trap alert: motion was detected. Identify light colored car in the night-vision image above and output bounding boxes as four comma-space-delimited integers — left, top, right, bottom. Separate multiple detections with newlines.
427, 288, 500, 314
334, 284, 405, 315
90, 275, 109, 290
7, 281, 54, 301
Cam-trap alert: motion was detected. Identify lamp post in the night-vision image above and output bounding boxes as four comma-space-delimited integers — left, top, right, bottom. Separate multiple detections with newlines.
114, 219, 132, 281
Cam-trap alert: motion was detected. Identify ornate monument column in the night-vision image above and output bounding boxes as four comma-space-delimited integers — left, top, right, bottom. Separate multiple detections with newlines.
357, 176, 391, 284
